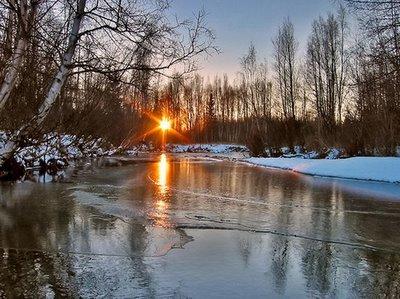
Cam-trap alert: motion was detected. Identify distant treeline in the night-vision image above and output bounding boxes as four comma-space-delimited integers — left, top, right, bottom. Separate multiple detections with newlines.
145, 0, 400, 156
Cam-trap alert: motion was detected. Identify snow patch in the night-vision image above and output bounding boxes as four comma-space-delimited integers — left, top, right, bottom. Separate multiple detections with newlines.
245, 157, 400, 183
0, 131, 114, 168
168, 143, 248, 154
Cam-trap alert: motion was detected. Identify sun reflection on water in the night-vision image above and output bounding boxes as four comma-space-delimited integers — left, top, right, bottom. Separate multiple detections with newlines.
158, 154, 168, 195
152, 154, 171, 227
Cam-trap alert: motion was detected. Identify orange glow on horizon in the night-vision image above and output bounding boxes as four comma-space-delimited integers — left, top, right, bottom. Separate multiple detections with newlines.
121, 108, 190, 148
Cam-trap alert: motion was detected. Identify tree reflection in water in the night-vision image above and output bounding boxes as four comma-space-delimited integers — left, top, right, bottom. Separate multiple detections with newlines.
0, 177, 157, 297
0, 157, 400, 297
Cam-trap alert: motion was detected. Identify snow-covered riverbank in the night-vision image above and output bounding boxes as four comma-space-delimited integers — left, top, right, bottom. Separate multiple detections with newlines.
0, 132, 115, 167
168, 143, 248, 154
244, 157, 400, 183
2, 137, 399, 184
166, 143, 400, 184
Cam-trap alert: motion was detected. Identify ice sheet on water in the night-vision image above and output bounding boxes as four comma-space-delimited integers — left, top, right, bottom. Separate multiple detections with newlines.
69, 184, 193, 257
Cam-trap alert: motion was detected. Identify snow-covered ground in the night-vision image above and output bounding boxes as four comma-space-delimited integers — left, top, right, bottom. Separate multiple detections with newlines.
2, 135, 399, 184
168, 143, 248, 154
0, 132, 114, 168
167, 143, 400, 184
244, 157, 400, 183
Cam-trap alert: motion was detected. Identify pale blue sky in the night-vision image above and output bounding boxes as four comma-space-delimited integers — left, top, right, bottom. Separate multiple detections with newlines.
170, 0, 342, 78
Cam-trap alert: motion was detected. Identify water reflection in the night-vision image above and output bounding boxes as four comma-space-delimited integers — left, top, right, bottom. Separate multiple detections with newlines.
158, 154, 169, 196
148, 154, 172, 228
1, 156, 400, 297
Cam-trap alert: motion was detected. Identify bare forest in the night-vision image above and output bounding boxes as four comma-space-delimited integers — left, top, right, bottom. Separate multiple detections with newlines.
0, 0, 399, 160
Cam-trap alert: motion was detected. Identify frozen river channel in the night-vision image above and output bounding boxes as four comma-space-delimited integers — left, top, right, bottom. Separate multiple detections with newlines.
1, 154, 400, 298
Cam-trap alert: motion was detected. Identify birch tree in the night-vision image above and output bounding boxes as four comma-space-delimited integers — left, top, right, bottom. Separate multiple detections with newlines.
35, 0, 85, 126
0, 0, 39, 110
0, 0, 86, 161
0, 0, 215, 163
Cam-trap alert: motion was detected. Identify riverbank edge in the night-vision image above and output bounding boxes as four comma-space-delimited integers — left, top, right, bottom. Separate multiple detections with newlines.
190, 153, 400, 184
179, 152, 400, 184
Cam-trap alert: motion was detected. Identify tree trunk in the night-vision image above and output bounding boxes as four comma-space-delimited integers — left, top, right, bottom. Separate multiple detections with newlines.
36, 0, 86, 125
0, 0, 33, 111
0, 0, 86, 162
0, 38, 27, 110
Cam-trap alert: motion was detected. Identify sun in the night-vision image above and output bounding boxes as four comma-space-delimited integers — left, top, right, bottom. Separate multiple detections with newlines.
159, 119, 171, 131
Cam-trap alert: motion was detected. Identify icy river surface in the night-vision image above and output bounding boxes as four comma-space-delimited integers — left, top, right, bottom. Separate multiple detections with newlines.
1, 154, 400, 298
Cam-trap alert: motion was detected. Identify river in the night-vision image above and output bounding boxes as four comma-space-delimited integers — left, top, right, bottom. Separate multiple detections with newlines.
1, 154, 400, 298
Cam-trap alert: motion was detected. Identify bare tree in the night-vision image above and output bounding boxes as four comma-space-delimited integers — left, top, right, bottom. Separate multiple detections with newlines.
0, 0, 86, 160
0, 0, 215, 163
306, 10, 348, 132
345, 0, 400, 153
0, 0, 39, 110
273, 18, 298, 120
